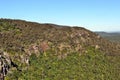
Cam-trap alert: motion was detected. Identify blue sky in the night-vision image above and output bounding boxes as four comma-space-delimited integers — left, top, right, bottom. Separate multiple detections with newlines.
0, 0, 120, 32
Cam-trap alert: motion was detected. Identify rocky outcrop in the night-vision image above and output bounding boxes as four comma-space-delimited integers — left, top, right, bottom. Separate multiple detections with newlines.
0, 19, 120, 79
0, 51, 11, 79
0, 50, 23, 79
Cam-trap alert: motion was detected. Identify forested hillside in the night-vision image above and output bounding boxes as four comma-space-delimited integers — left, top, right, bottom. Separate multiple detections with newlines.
0, 19, 120, 80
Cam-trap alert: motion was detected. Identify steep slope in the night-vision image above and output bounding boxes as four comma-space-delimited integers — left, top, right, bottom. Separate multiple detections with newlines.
0, 19, 119, 56
0, 19, 120, 80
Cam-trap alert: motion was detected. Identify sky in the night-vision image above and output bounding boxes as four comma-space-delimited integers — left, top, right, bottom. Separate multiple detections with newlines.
0, 0, 120, 32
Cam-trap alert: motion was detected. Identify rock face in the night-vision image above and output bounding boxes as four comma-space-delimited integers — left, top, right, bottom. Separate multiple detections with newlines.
0, 51, 10, 80
0, 51, 21, 79
0, 19, 120, 78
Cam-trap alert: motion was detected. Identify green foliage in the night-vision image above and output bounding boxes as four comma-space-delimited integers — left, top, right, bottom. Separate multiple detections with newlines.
6, 48, 120, 80
0, 21, 20, 33
0, 19, 119, 80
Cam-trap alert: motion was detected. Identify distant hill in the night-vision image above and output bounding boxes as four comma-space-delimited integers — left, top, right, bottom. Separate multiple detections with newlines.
96, 32, 120, 42
0, 19, 120, 80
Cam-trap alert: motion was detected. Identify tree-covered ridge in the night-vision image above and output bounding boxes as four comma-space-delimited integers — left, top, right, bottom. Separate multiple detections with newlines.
0, 19, 119, 56
0, 19, 119, 80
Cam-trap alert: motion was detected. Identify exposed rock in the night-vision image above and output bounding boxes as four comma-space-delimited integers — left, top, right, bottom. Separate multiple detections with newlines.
95, 45, 100, 49
0, 19, 120, 79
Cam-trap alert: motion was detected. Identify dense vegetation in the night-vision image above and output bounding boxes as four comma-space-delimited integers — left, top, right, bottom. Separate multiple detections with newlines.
0, 19, 120, 80
5, 48, 120, 80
